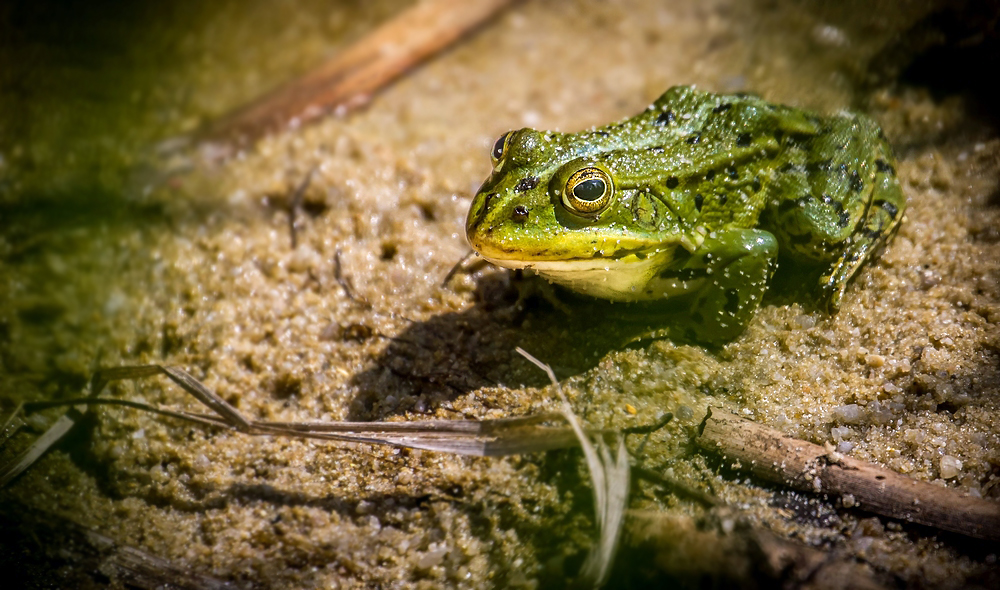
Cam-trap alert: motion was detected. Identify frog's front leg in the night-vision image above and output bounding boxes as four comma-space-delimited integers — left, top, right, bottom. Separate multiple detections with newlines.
659, 229, 778, 344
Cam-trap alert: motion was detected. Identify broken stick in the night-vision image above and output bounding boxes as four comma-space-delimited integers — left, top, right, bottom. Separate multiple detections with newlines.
629, 510, 890, 590
200, 0, 517, 144
0, 500, 237, 590
695, 407, 1000, 541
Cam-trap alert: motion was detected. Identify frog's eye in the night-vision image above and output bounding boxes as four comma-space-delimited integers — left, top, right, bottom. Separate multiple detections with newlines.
563, 166, 614, 215
491, 131, 512, 163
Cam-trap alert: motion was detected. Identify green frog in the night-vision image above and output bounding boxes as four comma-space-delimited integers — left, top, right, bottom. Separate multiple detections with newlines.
465, 86, 905, 343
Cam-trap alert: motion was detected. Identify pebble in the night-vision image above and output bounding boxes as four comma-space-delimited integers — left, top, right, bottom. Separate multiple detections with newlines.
833, 404, 862, 424
940, 455, 963, 479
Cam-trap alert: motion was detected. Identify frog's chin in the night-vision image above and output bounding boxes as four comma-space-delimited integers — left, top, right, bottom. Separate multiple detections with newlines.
480, 252, 701, 302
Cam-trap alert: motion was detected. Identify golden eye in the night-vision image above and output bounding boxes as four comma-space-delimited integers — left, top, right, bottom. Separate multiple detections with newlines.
563, 166, 614, 215
491, 131, 512, 163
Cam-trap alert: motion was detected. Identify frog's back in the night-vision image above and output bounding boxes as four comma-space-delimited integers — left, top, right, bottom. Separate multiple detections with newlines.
603, 86, 831, 233
644, 86, 905, 310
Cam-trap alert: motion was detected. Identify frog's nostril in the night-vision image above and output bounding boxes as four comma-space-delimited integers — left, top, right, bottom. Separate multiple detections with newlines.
514, 176, 540, 192
511, 205, 529, 222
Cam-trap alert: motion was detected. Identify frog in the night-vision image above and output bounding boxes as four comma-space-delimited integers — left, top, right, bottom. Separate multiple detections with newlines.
465, 85, 905, 344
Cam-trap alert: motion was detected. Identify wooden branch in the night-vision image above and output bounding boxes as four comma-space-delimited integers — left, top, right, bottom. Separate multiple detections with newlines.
0, 501, 238, 589
629, 510, 890, 590
200, 0, 516, 144
695, 408, 1000, 541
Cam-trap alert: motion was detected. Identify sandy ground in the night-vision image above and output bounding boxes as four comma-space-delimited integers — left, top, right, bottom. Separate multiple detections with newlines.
2, 0, 999, 587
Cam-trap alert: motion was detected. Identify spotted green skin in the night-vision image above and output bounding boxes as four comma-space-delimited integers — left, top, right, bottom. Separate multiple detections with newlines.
466, 86, 905, 343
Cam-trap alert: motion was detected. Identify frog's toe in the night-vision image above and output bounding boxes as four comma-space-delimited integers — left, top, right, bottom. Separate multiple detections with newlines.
825, 283, 845, 314
818, 271, 847, 314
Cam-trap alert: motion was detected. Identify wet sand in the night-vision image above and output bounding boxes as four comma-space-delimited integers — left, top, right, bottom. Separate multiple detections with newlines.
1, 0, 998, 587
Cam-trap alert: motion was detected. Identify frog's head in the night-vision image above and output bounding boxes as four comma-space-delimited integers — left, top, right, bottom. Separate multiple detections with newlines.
466, 127, 659, 266
465, 127, 673, 300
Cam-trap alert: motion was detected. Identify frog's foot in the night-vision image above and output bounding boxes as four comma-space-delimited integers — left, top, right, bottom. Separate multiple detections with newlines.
505, 270, 574, 317
819, 164, 905, 312
527, 275, 574, 315
665, 229, 778, 345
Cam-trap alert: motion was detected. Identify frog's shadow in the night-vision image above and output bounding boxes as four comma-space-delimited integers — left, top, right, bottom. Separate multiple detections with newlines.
345, 264, 829, 422
345, 273, 667, 421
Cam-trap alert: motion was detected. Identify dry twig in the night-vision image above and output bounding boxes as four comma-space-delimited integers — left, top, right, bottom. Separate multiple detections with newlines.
200, 0, 517, 144
0, 501, 238, 589
629, 510, 890, 590
333, 249, 371, 308
288, 166, 317, 249
695, 407, 1000, 541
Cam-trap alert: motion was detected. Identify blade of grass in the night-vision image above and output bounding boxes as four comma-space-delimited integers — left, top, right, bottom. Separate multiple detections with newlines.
0, 402, 25, 447
516, 347, 629, 589
1, 363, 594, 488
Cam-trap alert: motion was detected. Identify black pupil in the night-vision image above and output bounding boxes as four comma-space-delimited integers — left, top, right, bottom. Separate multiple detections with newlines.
492, 133, 509, 160
573, 178, 606, 201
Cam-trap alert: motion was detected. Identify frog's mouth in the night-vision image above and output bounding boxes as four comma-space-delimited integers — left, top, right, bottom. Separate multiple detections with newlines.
477, 245, 699, 302
468, 231, 663, 265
